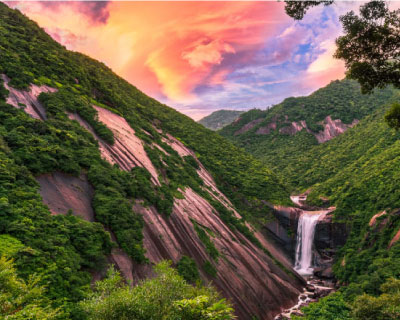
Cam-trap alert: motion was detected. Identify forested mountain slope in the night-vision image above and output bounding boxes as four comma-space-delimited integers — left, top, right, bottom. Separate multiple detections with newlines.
284, 99, 400, 319
300, 102, 400, 289
0, 4, 304, 320
198, 109, 244, 130
220, 80, 396, 182
221, 70, 400, 317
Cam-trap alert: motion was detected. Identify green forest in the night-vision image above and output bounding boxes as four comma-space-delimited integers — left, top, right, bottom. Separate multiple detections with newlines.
221, 42, 400, 320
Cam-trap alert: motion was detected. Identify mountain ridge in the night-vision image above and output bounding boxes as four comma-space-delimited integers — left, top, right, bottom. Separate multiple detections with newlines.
220, 79, 396, 188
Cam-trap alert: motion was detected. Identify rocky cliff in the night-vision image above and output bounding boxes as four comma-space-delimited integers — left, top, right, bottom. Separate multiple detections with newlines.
3, 77, 304, 319
264, 197, 347, 279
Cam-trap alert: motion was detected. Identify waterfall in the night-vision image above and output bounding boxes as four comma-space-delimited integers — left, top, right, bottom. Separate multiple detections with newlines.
294, 212, 323, 275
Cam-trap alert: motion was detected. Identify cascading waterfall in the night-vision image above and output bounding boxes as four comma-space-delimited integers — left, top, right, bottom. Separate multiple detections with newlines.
294, 212, 323, 275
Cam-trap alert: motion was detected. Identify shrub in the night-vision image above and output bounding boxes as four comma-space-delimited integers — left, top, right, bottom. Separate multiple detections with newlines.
177, 255, 200, 283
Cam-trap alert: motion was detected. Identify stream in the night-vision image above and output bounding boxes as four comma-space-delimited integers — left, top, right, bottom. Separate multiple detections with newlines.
274, 195, 335, 319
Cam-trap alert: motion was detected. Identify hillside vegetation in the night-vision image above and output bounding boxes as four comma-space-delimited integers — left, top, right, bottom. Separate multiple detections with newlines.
220, 80, 396, 183
221, 70, 400, 317
198, 110, 244, 131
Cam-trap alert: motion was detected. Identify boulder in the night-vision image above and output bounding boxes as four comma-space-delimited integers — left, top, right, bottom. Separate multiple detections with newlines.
306, 284, 315, 292
314, 266, 334, 279
314, 286, 334, 298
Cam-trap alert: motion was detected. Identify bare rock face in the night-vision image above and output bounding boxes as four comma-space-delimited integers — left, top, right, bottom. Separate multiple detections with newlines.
389, 228, 400, 248
315, 214, 349, 251
369, 210, 387, 227
234, 118, 263, 135
2, 74, 56, 120
256, 122, 277, 135
279, 121, 310, 135
265, 206, 303, 259
68, 107, 160, 185
36, 172, 95, 221
135, 188, 304, 320
38, 104, 305, 319
315, 116, 358, 143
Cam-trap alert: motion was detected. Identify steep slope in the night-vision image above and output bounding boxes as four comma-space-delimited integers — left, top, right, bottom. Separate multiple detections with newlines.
221, 74, 400, 313
198, 109, 244, 130
220, 80, 395, 183
297, 103, 400, 288
0, 4, 303, 320
272, 100, 400, 318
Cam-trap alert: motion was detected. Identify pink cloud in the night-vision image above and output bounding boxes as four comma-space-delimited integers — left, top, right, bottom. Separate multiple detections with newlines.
182, 39, 235, 69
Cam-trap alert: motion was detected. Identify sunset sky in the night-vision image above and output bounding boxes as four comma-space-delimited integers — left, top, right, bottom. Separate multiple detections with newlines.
8, 1, 365, 120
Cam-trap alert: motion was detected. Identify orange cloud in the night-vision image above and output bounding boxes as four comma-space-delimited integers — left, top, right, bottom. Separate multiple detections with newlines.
11, 1, 289, 103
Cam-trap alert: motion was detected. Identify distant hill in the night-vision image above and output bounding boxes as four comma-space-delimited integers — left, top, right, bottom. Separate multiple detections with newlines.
198, 109, 244, 130
220, 79, 395, 184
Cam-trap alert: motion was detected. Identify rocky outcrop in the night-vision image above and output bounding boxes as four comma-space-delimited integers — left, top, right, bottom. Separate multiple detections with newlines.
68, 107, 160, 185
389, 228, 400, 248
315, 116, 358, 143
2, 74, 57, 120
279, 121, 310, 135
234, 112, 359, 144
313, 214, 348, 273
234, 118, 263, 135
264, 206, 303, 259
369, 210, 387, 227
37, 172, 95, 221
256, 122, 277, 135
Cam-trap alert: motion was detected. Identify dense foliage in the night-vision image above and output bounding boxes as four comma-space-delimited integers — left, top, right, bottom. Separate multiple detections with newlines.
198, 110, 244, 131
335, 1, 400, 94
81, 261, 235, 320
292, 292, 351, 320
0, 256, 59, 320
220, 79, 396, 185
0, 121, 112, 317
176, 256, 200, 283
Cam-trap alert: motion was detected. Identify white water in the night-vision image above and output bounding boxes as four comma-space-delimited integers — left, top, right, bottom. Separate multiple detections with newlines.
294, 212, 323, 275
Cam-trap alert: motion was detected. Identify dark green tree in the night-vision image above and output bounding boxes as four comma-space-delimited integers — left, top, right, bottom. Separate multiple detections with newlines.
284, 1, 333, 20
385, 102, 400, 130
335, 1, 400, 94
